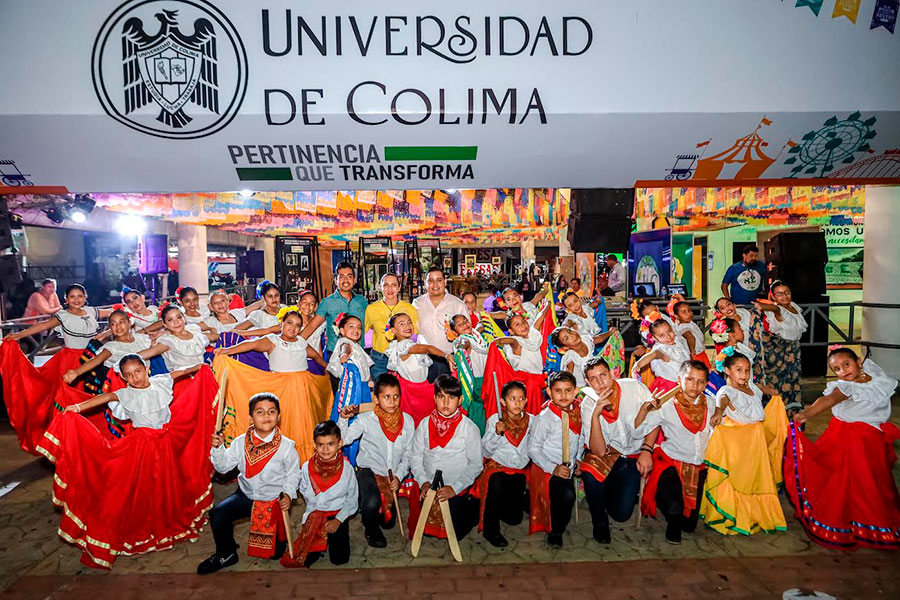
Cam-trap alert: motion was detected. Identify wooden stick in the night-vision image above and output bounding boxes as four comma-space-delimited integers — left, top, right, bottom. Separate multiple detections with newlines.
636, 476, 647, 528
439, 499, 463, 563
214, 368, 229, 432
389, 469, 404, 538
357, 402, 374, 413
280, 495, 295, 559
411, 488, 435, 558
561, 412, 571, 465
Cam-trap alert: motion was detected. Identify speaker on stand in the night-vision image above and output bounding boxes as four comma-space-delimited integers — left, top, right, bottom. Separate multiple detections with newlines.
566, 189, 635, 253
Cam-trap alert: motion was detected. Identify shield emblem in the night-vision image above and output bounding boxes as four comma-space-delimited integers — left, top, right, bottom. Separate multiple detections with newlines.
136, 37, 201, 114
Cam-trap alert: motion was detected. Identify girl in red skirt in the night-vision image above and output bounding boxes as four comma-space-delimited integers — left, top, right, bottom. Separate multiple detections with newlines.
0, 284, 113, 453
786, 348, 900, 550
36, 354, 217, 569
631, 319, 692, 394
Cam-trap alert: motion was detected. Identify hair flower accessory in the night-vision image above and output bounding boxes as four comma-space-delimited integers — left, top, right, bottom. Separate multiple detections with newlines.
332, 312, 348, 337
710, 317, 730, 344
175, 286, 184, 297
276, 305, 299, 323
630, 299, 641, 321
157, 301, 184, 318
255, 280, 272, 300
714, 345, 736, 373
665, 298, 679, 318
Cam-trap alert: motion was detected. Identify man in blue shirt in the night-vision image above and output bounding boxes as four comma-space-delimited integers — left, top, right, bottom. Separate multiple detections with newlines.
721, 244, 766, 305
301, 261, 368, 358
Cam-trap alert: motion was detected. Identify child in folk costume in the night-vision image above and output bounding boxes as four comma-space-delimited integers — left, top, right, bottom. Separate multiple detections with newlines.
386, 312, 454, 383
203, 289, 264, 335
785, 348, 900, 550
199, 393, 302, 574
139, 304, 218, 372
62, 308, 158, 394
473, 380, 532, 548
177, 286, 211, 325
327, 314, 374, 391
286, 420, 359, 568
409, 375, 483, 542
700, 352, 788, 536
715, 296, 765, 369
489, 285, 549, 326
213, 308, 331, 461
670, 299, 710, 368
121, 287, 160, 332
757, 281, 808, 413
1, 284, 112, 453
632, 319, 692, 394
338, 373, 415, 548
634, 360, 717, 544
561, 291, 618, 348
579, 358, 656, 544
527, 371, 582, 547
551, 325, 594, 388
495, 313, 546, 376
710, 317, 756, 365
449, 313, 489, 379
233, 281, 287, 336
37, 355, 217, 569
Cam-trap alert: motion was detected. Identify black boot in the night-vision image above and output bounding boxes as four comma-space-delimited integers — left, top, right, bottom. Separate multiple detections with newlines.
593, 525, 611, 544
196, 550, 239, 575
484, 530, 509, 548
665, 520, 682, 545
365, 527, 388, 548
546, 533, 563, 547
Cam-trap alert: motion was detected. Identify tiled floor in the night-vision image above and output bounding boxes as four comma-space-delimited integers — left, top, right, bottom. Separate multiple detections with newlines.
0, 378, 898, 599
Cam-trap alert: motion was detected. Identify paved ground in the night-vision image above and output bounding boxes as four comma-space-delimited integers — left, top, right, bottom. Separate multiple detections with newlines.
0, 378, 898, 599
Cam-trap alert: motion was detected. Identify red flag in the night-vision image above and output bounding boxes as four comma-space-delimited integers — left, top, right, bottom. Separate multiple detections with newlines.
760, 117, 773, 126
695, 140, 711, 148
482, 343, 546, 418
540, 305, 557, 361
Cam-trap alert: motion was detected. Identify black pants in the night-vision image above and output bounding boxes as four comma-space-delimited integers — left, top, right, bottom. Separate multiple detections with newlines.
482, 472, 527, 537
437, 491, 480, 541
655, 467, 707, 533
582, 456, 642, 528
312, 517, 351, 565
209, 488, 254, 556
549, 475, 576, 535
357, 468, 397, 533
426, 356, 451, 382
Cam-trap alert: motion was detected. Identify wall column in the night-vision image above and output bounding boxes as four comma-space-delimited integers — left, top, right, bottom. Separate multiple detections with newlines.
176, 224, 208, 297
862, 186, 900, 377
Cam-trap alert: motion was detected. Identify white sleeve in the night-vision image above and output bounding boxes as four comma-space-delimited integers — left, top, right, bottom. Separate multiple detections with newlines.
338, 414, 366, 445
336, 468, 359, 523
297, 464, 314, 506
447, 422, 483, 494
481, 414, 502, 455
409, 421, 428, 486
633, 405, 663, 438
394, 416, 415, 479
210, 436, 242, 474
527, 415, 557, 474
282, 446, 302, 499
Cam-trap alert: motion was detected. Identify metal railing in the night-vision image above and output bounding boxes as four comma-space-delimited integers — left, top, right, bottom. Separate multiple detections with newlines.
1, 284, 257, 360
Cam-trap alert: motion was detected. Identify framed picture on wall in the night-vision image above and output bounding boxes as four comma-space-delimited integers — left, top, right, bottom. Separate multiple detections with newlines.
465, 255, 476, 269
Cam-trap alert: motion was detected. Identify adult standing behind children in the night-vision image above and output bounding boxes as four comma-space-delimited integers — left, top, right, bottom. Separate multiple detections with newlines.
301, 262, 367, 360
721, 245, 766, 306
365, 273, 418, 381
413, 267, 467, 381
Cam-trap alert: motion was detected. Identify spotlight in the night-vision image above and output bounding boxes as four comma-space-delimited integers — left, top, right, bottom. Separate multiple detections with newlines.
43, 206, 66, 224
70, 210, 87, 223
73, 194, 95, 215
116, 214, 147, 236
239, 189, 254, 199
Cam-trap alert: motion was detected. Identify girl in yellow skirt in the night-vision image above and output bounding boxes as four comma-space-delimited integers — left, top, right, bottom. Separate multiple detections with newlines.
700, 350, 788, 535
211, 307, 333, 462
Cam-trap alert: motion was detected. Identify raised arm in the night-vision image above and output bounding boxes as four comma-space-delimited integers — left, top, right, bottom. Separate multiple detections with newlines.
63, 348, 112, 383
299, 314, 326, 340
306, 346, 327, 368
3, 315, 61, 341
407, 343, 453, 361
138, 343, 169, 360
794, 388, 847, 424
633, 349, 662, 372
170, 364, 203, 380
214, 336, 271, 357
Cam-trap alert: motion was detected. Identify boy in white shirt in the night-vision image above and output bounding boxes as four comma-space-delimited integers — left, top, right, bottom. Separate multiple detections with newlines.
473, 380, 532, 548
339, 373, 415, 548
633, 360, 718, 544
579, 358, 656, 545
409, 375, 482, 542
287, 420, 359, 568
199, 393, 301, 574
527, 371, 582, 547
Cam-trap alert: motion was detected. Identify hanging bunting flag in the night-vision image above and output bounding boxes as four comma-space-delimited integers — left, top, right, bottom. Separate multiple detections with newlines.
832, 0, 862, 23
795, 0, 824, 16
871, 0, 899, 33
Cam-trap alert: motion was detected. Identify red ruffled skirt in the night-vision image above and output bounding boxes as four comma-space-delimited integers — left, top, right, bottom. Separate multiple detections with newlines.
784, 419, 900, 551
482, 344, 546, 419
648, 377, 678, 395
397, 376, 436, 425
0, 341, 95, 454
35, 366, 219, 569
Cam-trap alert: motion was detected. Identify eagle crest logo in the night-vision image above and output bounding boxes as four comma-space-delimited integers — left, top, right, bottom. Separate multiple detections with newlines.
122, 10, 217, 128
92, 0, 247, 139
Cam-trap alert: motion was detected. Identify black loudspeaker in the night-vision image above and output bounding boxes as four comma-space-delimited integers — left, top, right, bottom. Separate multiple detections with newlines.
769, 263, 826, 301
138, 234, 168, 274
765, 232, 827, 265
567, 215, 632, 253
238, 250, 265, 279
570, 188, 635, 217
0, 199, 13, 251
0, 255, 23, 292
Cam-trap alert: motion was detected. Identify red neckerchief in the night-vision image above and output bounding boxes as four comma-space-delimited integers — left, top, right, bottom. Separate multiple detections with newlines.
374, 405, 404, 442
546, 400, 582, 434
673, 391, 707, 435
501, 410, 530, 447
428, 409, 464, 449
309, 451, 345, 494
600, 382, 622, 424
244, 427, 282, 479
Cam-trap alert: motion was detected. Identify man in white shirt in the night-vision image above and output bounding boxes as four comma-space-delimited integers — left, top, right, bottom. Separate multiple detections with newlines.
412, 267, 467, 380
604, 254, 626, 299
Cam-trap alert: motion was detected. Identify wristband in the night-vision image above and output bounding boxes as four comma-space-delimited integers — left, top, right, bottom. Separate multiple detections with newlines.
75, 403, 82, 413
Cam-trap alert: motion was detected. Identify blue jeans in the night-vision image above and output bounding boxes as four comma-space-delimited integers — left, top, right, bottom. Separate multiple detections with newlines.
369, 350, 389, 382
582, 456, 641, 528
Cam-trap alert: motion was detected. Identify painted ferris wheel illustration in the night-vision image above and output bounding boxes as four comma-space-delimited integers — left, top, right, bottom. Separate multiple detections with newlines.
784, 112, 877, 178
